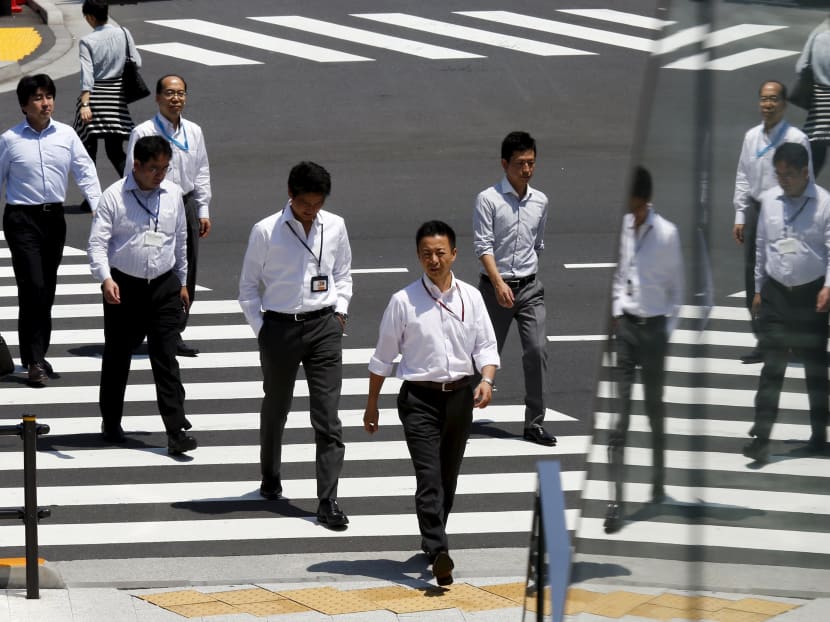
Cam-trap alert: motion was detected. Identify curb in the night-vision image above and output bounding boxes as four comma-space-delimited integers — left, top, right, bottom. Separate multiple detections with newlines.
0, 0, 70, 85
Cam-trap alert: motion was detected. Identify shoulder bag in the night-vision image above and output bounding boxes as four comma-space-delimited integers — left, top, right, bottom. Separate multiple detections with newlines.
121, 26, 150, 104
789, 38, 814, 110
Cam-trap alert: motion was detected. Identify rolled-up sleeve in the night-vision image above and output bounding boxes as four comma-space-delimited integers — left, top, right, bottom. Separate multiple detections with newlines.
368, 296, 404, 377
238, 224, 267, 336
472, 191, 495, 258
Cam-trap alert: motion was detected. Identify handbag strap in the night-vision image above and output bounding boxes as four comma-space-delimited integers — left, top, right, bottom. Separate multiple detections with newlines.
121, 26, 133, 62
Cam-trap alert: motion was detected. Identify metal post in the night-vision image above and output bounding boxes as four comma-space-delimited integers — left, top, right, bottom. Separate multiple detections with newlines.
21, 415, 39, 599
536, 496, 545, 622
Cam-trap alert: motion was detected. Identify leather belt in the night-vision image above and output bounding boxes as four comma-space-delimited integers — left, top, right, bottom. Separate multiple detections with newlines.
6, 202, 63, 212
768, 276, 824, 293
265, 307, 334, 322
481, 273, 535, 289
406, 376, 473, 392
623, 311, 666, 326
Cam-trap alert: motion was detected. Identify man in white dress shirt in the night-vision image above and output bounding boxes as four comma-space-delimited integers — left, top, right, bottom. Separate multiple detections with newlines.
125, 75, 211, 357
733, 81, 811, 363
364, 220, 499, 586
743, 143, 830, 463
88, 136, 197, 454
239, 161, 352, 529
604, 167, 684, 534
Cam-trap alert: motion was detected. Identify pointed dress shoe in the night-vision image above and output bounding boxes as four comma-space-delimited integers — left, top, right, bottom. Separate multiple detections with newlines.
259, 479, 282, 500
167, 430, 198, 455
603, 503, 622, 534
26, 363, 48, 387
742, 437, 769, 463
431, 551, 454, 586
176, 341, 199, 357
317, 498, 349, 528
523, 424, 556, 447
740, 348, 764, 364
101, 422, 127, 443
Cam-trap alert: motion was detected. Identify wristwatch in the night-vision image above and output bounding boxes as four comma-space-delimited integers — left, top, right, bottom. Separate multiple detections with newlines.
480, 377, 494, 387
335, 312, 349, 323
80, 102, 90, 108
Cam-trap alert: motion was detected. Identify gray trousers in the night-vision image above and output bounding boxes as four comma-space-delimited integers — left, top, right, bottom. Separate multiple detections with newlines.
178, 193, 199, 335
743, 199, 761, 337
479, 277, 547, 427
257, 312, 345, 500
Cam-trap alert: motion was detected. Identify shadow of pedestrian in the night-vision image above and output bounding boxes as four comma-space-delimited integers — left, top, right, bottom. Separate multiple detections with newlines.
307, 553, 434, 585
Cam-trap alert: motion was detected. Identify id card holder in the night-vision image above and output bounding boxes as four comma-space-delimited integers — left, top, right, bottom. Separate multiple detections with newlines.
144, 231, 164, 247
310, 275, 329, 293
777, 238, 799, 254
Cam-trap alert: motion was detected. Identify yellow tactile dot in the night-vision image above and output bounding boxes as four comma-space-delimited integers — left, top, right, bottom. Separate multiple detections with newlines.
564, 587, 604, 614
630, 602, 710, 620
166, 601, 239, 618
210, 587, 284, 604
234, 599, 313, 616
708, 609, 771, 622
582, 590, 657, 617
374, 595, 457, 614
138, 590, 217, 606
0, 28, 42, 62
649, 593, 738, 612
479, 581, 526, 602
430, 583, 519, 612
276, 586, 379, 614
358, 585, 422, 602
728, 598, 800, 615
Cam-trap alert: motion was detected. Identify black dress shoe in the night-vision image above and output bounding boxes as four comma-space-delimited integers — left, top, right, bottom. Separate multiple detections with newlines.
806, 438, 828, 454
101, 422, 126, 443
167, 430, 198, 455
259, 480, 282, 500
740, 349, 764, 364
42, 360, 53, 376
523, 425, 556, 447
26, 363, 48, 387
603, 503, 622, 534
742, 437, 769, 463
431, 551, 454, 586
176, 341, 199, 357
651, 486, 666, 504
317, 498, 349, 528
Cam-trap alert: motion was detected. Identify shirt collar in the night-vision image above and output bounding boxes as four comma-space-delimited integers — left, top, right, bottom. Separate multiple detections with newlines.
124, 172, 168, 195
155, 112, 184, 134
22, 118, 54, 135
761, 118, 788, 138
279, 200, 322, 228
498, 177, 534, 202
777, 182, 817, 203
422, 272, 457, 297
628, 205, 655, 229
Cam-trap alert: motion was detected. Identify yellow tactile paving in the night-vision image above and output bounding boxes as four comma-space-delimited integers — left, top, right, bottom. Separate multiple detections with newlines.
582, 590, 657, 617
233, 599, 313, 616
729, 598, 799, 615
708, 609, 771, 622
276, 586, 378, 615
138, 590, 217, 606
649, 593, 738, 612
564, 587, 604, 614
427, 583, 519, 612
0, 28, 41, 62
166, 602, 238, 618
358, 585, 422, 601
0, 557, 44, 566
630, 602, 710, 620
210, 587, 284, 604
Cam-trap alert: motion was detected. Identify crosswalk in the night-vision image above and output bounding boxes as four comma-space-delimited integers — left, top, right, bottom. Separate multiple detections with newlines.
135, 8, 802, 71
0, 240, 572, 560
574, 306, 830, 570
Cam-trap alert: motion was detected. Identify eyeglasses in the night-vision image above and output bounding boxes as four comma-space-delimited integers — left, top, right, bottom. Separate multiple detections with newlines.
161, 90, 187, 99
141, 164, 171, 174
759, 96, 781, 103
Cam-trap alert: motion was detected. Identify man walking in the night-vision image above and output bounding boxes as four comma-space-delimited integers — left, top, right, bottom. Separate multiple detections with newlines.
0, 74, 101, 386
88, 136, 197, 454
604, 167, 684, 534
239, 161, 352, 529
125, 74, 211, 357
364, 220, 499, 586
733, 81, 811, 363
743, 143, 830, 463
473, 130, 554, 446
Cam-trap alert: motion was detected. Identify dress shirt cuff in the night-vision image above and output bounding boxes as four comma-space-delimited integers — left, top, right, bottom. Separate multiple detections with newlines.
239, 299, 264, 336
754, 277, 765, 294
368, 356, 394, 377
611, 299, 622, 318
473, 353, 500, 371
197, 204, 210, 220
734, 209, 746, 225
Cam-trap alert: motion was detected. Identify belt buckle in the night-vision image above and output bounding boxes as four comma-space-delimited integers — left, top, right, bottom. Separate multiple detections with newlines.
293, 313, 302, 321
636, 316, 647, 326
506, 280, 520, 288
440, 382, 452, 392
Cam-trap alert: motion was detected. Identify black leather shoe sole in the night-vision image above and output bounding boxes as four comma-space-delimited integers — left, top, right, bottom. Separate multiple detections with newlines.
317, 510, 349, 528
523, 428, 557, 447
168, 434, 198, 455
101, 423, 126, 444
176, 344, 200, 357
742, 439, 769, 463
740, 350, 764, 364
259, 488, 282, 501
432, 551, 454, 586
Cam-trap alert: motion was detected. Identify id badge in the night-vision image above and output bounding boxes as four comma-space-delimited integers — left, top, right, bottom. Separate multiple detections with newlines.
144, 231, 164, 247
310, 275, 329, 293
777, 238, 799, 254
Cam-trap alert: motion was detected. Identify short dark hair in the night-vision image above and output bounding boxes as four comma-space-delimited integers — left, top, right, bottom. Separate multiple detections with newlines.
288, 161, 331, 197
156, 74, 188, 95
501, 131, 536, 162
16, 74, 55, 108
133, 136, 173, 163
82, 0, 108, 22
416, 220, 456, 250
773, 142, 809, 170
759, 80, 787, 100
630, 166, 653, 202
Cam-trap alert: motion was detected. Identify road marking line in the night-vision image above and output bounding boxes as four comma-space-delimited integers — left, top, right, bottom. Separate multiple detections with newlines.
557, 9, 675, 31
547, 335, 606, 342
663, 48, 798, 71
593, 411, 811, 440
563, 262, 616, 269
137, 42, 263, 66
654, 23, 785, 56
0, 283, 209, 298
0, 247, 84, 259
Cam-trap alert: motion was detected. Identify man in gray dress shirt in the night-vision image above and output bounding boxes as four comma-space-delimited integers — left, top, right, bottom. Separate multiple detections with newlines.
473, 131, 554, 446
743, 143, 830, 463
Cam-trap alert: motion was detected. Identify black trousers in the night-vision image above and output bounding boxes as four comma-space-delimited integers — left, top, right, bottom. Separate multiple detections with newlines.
743, 199, 761, 337
258, 311, 344, 500
100, 269, 190, 434
398, 381, 474, 556
3, 204, 65, 367
753, 277, 829, 444
609, 314, 668, 504
177, 193, 200, 335
83, 134, 126, 178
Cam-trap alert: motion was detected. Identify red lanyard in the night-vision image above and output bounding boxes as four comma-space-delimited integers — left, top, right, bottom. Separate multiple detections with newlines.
422, 277, 464, 323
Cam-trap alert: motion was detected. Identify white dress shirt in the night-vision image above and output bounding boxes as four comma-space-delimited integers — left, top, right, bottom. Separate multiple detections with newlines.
755, 182, 830, 291
473, 177, 548, 278
79, 24, 141, 91
0, 118, 101, 208
238, 204, 353, 335
733, 120, 811, 224
368, 273, 500, 382
125, 115, 212, 218
88, 174, 187, 286
612, 208, 684, 334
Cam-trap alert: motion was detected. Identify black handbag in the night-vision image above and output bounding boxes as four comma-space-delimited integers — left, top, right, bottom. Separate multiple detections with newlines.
789, 39, 814, 110
121, 27, 150, 104
0, 335, 14, 377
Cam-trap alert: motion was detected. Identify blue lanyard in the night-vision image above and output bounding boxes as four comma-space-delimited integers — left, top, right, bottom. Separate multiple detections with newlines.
131, 189, 161, 231
154, 114, 189, 152
784, 197, 810, 237
756, 122, 788, 159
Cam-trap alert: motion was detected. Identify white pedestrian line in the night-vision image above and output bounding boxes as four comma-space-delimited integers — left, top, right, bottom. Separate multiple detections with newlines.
652, 25, 710, 55
354, 13, 595, 57
0, 406, 575, 435
0, 283, 209, 298
147, 19, 374, 63
578, 517, 830, 555
0, 247, 84, 259
250, 16, 484, 60
557, 9, 675, 31
0, 471, 587, 507
0, 265, 407, 279
563, 262, 616, 269
457, 11, 655, 52
664, 47, 798, 71
0, 437, 580, 471
350, 267, 408, 274
654, 23, 785, 56
603, 353, 803, 378
729, 290, 745, 298
547, 335, 606, 342
0, 324, 250, 346
678, 305, 746, 321
0, 299, 244, 320
137, 42, 263, 66
582, 480, 830, 516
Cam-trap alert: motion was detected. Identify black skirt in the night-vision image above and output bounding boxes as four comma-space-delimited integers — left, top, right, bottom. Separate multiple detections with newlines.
73, 77, 134, 142
804, 82, 830, 142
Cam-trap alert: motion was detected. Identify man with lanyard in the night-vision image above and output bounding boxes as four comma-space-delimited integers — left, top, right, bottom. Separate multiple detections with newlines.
364, 220, 499, 586
125, 74, 211, 357
604, 167, 683, 534
0, 74, 101, 386
239, 161, 352, 529
473, 130, 555, 447
743, 143, 830, 463
733, 80, 811, 364
88, 135, 197, 455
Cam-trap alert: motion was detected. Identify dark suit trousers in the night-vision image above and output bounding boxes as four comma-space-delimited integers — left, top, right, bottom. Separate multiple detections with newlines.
609, 314, 668, 503
178, 193, 199, 334
743, 199, 761, 336
397, 381, 474, 557
3, 204, 65, 366
100, 269, 191, 434
258, 312, 344, 500
753, 277, 829, 444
